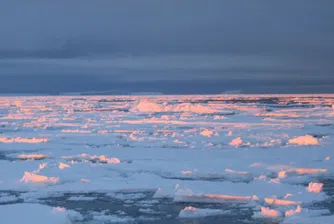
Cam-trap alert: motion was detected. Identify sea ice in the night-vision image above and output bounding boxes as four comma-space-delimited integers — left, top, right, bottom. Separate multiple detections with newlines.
0, 94, 333, 222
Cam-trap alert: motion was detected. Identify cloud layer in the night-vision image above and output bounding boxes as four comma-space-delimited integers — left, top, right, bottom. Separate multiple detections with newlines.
0, 1, 333, 93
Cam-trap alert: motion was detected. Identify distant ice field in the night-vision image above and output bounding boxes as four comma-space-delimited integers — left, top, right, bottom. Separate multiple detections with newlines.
0, 94, 334, 223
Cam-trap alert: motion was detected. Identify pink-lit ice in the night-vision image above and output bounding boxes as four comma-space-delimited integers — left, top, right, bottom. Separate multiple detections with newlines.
0, 94, 333, 223
20, 172, 59, 184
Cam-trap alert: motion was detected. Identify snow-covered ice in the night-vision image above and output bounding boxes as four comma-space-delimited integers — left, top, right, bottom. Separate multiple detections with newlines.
0, 94, 334, 223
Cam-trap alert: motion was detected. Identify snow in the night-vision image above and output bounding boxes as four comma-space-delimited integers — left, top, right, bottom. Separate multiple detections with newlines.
178, 206, 227, 218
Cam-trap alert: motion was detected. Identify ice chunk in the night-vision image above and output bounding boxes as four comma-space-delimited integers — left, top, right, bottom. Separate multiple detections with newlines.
279, 168, 327, 177
80, 178, 90, 183
288, 135, 319, 145
285, 205, 302, 217
0, 137, 48, 143
230, 137, 243, 147
200, 129, 214, 137
293, 168, 327, 175
174, 193, 252, 203
205, 194, 252, 201
131, 100, 164, 113
172, 103, 218, 114
178, 206, 227, 218
284, 193, 293, 199
93, 214, 135, 223
20, 172, 59, 184
59, 162, 70, 170
18, 154, 48, 160
53, 207, 83, 222
253, 207, 281, 218
68, 196, 97, 201
107, 193, 146, 200
265, 198, 300, 206
225, 168, 248, 175
181, 170, 193, 175
61, 129, 91, 133
278, 171, 287, 178
307, 182, 323, 193
139, 208, 161, 214
0, 195, 18, 203
34, 163, 48, 173
53, 207, 66, 213
63, 154, 120, 164
283, 208, 332, 224
96, 155, 120, 164
130, 100, 217, 114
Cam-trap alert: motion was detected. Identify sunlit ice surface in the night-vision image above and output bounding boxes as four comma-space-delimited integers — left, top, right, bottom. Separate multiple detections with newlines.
0, 94, 334, 224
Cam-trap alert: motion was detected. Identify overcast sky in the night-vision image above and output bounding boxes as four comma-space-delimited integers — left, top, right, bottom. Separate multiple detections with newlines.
0, 0, 333, 94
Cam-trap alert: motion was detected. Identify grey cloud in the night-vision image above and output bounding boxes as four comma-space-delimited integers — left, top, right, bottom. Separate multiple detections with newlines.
1, 1, 333, 56
0, 0, 333, 93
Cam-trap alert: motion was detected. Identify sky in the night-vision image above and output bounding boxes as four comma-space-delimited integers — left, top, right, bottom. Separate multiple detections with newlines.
0, 1, 333, 94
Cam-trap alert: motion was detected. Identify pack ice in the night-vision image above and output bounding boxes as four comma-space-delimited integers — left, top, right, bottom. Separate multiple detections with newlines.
0, 94, 334, 223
